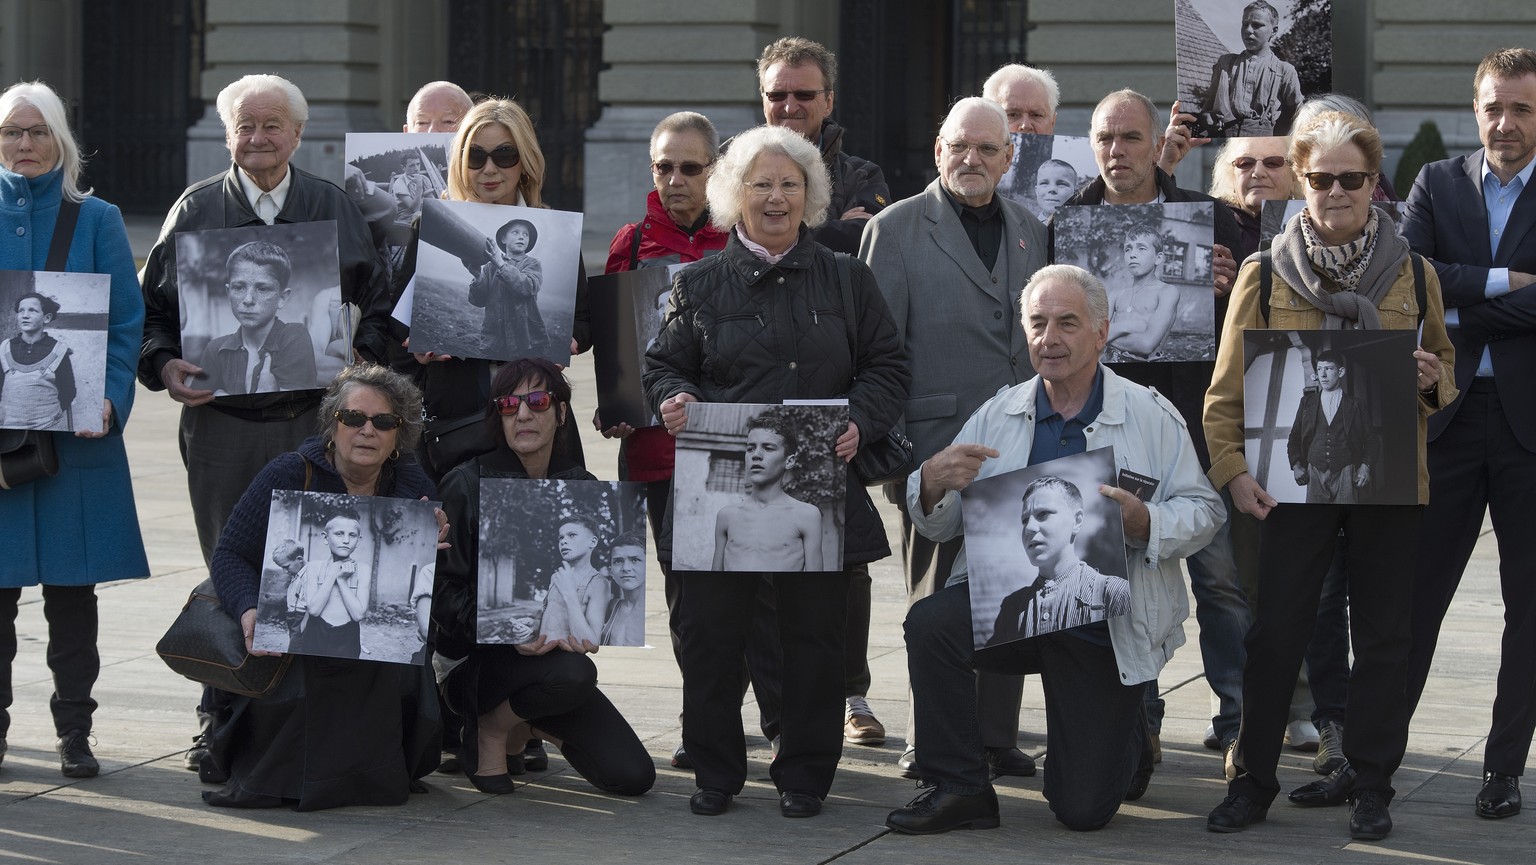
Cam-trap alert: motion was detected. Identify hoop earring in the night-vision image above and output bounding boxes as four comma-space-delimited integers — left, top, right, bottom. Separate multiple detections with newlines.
325, 439, 335, 451
389, 449, 401, 461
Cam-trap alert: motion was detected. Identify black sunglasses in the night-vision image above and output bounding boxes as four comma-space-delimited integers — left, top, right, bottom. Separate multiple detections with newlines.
493, 391, 555, 415
762, 89, 829, 103
1232, 156, 1288, 171
652, 160, 712, 177
335, 410, 404, 431
467, 145, 520, 170
1303, 171, 1372, 191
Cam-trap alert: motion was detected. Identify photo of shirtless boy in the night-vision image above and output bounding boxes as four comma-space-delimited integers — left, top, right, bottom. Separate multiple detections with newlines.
711, 413, 823, 572
1104, 228, 1180, 363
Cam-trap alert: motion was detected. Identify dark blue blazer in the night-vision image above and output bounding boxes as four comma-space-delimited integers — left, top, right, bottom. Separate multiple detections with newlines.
1402, 150, 1536, 448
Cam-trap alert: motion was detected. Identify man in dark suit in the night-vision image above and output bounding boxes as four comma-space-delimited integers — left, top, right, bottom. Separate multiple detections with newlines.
1401, 46, 1536, 821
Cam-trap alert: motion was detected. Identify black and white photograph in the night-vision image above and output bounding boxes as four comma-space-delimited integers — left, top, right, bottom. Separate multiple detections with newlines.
0, 269, 110, 434
1242, 328, 1418, 505
175, 222, 346, 396
476, 478, 648, 647
410, 197, 583, 365
589, 266, 673, 429
1175, 0, 1332, 138
344, 131, 452, 276
251, 490, 442, 664
1260, 198, 1407, 247
1052, 202, 1217, 362
671, 402, 848, 573
997, 133, 1096, 223
963, 448, 1131, 650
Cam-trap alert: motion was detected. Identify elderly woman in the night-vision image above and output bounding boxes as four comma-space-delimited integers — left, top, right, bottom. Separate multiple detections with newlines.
0, 81, 147, 778
1203, 112, 1455, 841
203, 364, 442, 809
644, 124, 909, 818
431, 357, 654, 796
1209, 135, 1296, 261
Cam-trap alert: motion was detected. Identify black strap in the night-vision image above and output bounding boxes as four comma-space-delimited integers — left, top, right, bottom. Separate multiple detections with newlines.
45, 198, 81, 272
834, 251, 857, 357
627, 219, 644, 271
1410, 252, 1427, 327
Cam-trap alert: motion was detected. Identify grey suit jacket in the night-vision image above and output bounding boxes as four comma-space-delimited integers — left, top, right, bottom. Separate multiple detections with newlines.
858, 178, 1048, 466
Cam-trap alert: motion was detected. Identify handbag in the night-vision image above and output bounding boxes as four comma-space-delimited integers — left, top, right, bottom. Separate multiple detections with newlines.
0, 199, 81, 489
423, 411, 494, 475
156, 578, 292, 697
833, 252, 914, 486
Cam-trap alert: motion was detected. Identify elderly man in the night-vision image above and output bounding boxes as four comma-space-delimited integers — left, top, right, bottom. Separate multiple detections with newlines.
1401, 46, 1536, 821
982, 63, 1059, 135
1054, 89, 1248, 775
757, 36, 889, 254
404, 80, 473, 133
885, 265, 1222, 834
138, 74, 390, 771
860, 96, 1048, 777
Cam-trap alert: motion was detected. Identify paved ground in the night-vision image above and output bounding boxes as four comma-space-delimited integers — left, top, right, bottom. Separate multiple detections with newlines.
0, 222, 1528, 863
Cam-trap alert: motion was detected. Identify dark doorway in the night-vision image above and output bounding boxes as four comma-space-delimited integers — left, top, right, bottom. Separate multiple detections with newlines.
448, 0, 605, 212
78, 0, 204, 215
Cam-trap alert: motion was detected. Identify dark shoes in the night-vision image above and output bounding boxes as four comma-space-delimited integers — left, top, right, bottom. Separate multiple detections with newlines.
984, 746, 1037, 778
886, 783, 1001, 834
671, 744, 693, 770
1314, 720, 1346, 775
521, 739, 549, 772
468, 772, 517, 794
437, 750, 462, 775
1349, 790, 1393, 841
1476, 771, 1522, 819
58, 730, 99, 779
1288, 762, 1356, 807
1124, 767, 1152, 802
184, 710, 212, 772
897, 746, 920, 779
690, 787, 732, 816
1207, 793, 1269, 832
780, 790, 822, 818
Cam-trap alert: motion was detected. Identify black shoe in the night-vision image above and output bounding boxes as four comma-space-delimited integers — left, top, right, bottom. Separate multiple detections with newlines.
1124, 767, 1152, 802
522, 739, 549, 772
984, 746, 1037, 778
1288, 762, 1355, 807
1476, 771, 1522, 819
436, 750, 462, 775
57, 730, 99, 779
1349, 789, 1393, 841
502, 752, 527, 776
886, 784, 1001, 834
1313, 720, 1345, 775
897, 746, 920, 779
671, 744, 693, 769
468, 772, 516, 794
1207, 793, 1269, 832
780, 790, 822, 818
184, 708, 213, 772
690, 788, 732, 816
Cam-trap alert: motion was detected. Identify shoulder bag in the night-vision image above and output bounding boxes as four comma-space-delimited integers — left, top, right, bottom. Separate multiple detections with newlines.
833, 252, 913, 486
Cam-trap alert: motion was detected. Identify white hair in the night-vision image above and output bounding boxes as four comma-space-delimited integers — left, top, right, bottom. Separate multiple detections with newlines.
1020, 264, 1111, 330
0, 81, 90, 202
216, 74, 309, 132
982, 64, 1060, 115
706, 125, 830, 231
405, 81, 472, 125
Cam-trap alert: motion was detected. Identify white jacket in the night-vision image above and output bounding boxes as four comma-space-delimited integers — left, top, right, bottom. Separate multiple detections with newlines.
906, 365, 1224, 685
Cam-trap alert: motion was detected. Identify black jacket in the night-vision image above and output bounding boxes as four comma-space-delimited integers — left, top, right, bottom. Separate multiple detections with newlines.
815, 118, 891, 254
643, 227, 909, 564
138, 165, 393, 409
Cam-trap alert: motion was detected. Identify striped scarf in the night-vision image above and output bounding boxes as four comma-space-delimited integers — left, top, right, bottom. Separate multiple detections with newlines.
1300, 207, 1380, 292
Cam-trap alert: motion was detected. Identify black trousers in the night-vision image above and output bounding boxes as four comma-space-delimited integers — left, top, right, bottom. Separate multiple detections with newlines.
1407, 380, 1536, 776
907, 580, 1143, 830
1229, 504, 1421, 804
0, 584, 99, 737
678, 569, 849, 797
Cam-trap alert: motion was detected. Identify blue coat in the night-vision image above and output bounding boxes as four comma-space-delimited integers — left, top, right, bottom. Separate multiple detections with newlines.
0, 168, 148, 587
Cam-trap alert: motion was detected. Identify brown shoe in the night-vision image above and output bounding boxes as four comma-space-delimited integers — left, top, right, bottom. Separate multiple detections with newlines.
844, 714, 886, 746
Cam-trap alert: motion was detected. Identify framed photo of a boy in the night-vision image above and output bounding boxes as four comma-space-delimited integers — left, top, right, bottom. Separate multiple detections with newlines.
1175, 0, 1332, 138
0, 269, 110, 433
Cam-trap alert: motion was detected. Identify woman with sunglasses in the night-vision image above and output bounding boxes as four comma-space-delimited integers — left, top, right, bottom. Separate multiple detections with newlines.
1203, 111, 1455, 841
1209, 136, 1296, 261
430, 357, 654, 797
202, 363, 446, 809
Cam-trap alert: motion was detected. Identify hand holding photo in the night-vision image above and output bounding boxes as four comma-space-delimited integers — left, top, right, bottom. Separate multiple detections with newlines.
0, 270, 110, 433
1175, 0, 1331, 138
589, 266, 674, 429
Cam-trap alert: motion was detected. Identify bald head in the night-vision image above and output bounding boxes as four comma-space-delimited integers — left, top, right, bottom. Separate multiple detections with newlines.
405, 81, 473, 133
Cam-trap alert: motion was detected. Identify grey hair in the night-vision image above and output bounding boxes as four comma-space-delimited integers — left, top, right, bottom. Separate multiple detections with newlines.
318, 363, 425, 455
707, 125, 830, 231
1020, 264, 1111, 330
1092, 90, 1162, 140
1293, 93, 1374, 129
982, 64, 1061, 115
0, 81, 90, 202
939, 96, 1009, 140
216, 74, 309, 133
650, 111, 720, 159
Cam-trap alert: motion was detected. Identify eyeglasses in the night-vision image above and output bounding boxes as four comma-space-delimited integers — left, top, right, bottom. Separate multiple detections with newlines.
335, 410, 404, 431
1303, 171, 1373, 191
467, 145, 520, 170
745, 180, 804, 196
762, 89, 829, 103
938, 137, 1006, 159
0, 125, 51, 144
1232, 156, 1288, 171
652, 160, 712, 177
493, 391, 555, 415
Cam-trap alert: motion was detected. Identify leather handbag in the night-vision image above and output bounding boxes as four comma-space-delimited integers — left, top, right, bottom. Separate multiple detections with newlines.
423, 411, 495, 475
157, 578, 292, 698
0, 428, 59, 489
833, 252, 914, 486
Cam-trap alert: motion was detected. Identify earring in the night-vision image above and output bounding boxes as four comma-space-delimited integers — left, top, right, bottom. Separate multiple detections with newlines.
325, 439, 335, 451
389, 449, 401, 461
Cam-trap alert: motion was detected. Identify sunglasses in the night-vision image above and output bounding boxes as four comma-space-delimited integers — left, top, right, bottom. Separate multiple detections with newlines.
467, 145, 520, 170
762, 89, 829, 103
335, 410, 403, 431
493, 391, 555, 415
652, 160, 712, 177
1303, 171, 1373, 191
1232, 156, 1288, 171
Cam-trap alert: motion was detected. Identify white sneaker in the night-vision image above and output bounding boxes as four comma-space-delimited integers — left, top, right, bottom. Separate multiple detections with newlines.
1285, 719, 1320, 752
